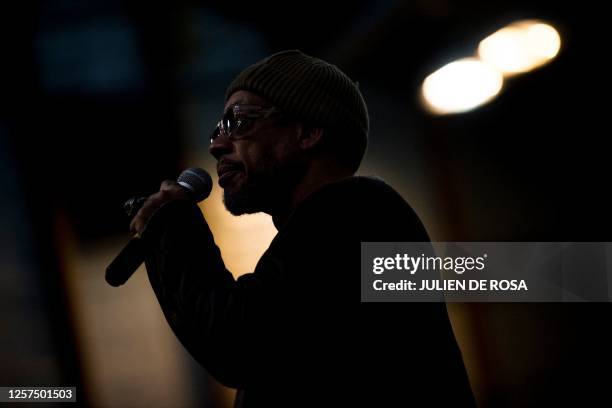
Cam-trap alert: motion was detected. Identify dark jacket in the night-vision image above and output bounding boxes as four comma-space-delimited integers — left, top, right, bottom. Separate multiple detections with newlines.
143, 176, 475, 407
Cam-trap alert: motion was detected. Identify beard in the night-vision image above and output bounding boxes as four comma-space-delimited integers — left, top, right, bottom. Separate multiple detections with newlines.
223, 151, 307, 216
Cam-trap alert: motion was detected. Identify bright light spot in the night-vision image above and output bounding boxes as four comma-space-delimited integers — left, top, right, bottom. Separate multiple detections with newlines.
199, 169, 277, 279
421, 58, 504, 115
478, 20, 561, 75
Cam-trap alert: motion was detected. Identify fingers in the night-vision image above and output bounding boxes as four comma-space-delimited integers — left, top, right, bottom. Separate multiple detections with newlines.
129, 180, 189, 235
129, 190, 164, 235
160, 180, 179, 191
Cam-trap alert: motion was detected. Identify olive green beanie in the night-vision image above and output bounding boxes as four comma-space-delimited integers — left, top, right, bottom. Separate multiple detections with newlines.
225, 50, 369, 144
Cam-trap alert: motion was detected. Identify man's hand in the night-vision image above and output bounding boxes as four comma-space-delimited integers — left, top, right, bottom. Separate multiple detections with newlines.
130, 180, 190, 236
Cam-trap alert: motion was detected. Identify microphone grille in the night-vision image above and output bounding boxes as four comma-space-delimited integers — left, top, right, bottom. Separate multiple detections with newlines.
177, 167, 212, 202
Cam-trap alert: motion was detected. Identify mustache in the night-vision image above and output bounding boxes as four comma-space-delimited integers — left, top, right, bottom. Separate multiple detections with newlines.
217, 159, 244, 173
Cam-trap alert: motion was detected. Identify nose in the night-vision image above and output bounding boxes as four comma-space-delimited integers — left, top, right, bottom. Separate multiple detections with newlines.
209, 131, 234, 160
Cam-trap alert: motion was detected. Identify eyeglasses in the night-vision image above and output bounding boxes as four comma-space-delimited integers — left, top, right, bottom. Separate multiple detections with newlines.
210, 104, 279, 143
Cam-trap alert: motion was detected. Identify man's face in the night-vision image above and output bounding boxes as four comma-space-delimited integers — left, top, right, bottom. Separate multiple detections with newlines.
209, 90, 307, 215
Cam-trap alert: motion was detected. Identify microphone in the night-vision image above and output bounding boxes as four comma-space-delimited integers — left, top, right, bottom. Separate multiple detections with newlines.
105, 167, 212, 287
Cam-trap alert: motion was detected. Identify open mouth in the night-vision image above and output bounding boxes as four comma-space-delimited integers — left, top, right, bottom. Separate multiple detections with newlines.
218, 169, 242, 188
217, 162, 243, 188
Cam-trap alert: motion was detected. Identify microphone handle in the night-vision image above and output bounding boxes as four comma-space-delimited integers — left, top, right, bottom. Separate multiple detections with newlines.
105, 196, 149, 287
105, 237, 146, 287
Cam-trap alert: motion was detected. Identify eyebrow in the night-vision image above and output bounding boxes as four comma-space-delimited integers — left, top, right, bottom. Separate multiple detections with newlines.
224, 99, 246, 113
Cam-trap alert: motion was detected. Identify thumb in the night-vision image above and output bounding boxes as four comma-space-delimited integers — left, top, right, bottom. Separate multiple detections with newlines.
160, 180, 180, 191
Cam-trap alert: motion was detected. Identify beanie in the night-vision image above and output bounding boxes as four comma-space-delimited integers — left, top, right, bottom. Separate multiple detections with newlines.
225, 50, 369, 144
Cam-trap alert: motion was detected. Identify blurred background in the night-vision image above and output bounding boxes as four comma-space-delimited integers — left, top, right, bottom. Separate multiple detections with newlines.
1, 0, 611, 406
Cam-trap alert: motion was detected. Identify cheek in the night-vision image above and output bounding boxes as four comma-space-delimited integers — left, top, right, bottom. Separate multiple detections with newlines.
274, 140, 302, 166
235, 143, 271, 175
236, 130, 298, 173
248, 140, 284, 168
270, 131, 300, 159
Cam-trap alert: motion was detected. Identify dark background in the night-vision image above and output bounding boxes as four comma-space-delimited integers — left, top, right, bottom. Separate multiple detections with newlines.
1, 0, 610, 406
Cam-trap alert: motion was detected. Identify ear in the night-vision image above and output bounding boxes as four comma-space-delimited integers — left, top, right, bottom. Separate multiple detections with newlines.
297, 126, 324, 150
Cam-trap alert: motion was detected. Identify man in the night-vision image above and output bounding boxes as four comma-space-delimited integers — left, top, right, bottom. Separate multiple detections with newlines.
132, 50, 475, 407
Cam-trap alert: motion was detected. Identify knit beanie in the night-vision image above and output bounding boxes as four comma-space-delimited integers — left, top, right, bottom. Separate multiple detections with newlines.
225, 50, 369, 144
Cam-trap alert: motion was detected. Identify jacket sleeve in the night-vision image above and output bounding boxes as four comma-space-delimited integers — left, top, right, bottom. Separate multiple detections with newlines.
141, 200, 282, 388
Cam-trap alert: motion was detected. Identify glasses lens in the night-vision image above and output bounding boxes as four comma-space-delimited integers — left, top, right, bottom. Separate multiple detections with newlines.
222, 111, 234, 134
213, 105, 275, 143
210, 125, 220, 143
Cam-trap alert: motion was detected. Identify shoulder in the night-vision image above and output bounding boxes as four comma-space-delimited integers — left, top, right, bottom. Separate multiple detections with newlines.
299, 176, 408, 210
285, 176, 430, 241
